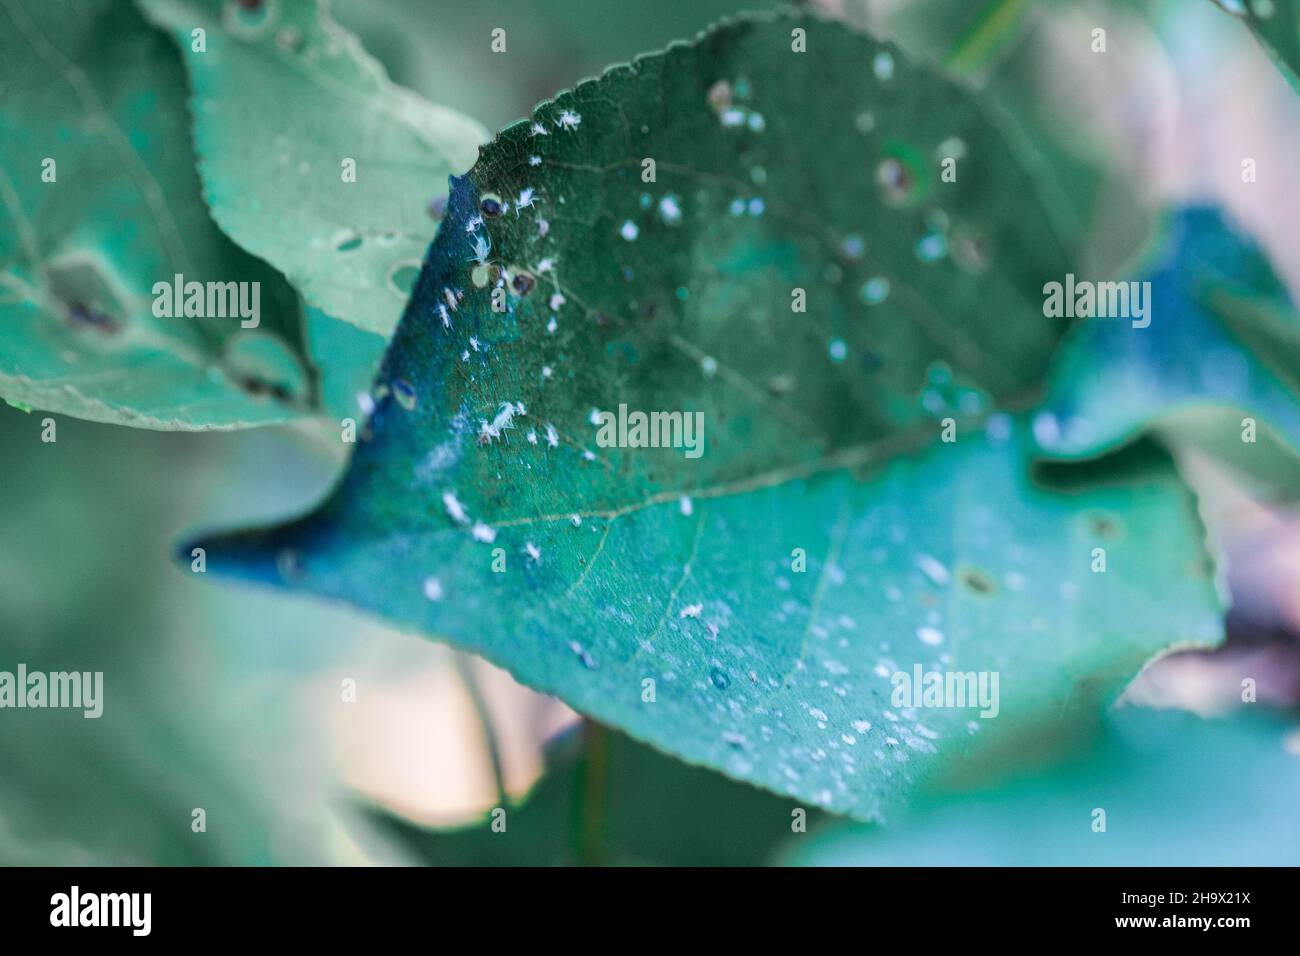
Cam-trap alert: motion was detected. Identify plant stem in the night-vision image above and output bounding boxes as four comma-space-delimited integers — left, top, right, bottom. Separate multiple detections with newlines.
577, 721, 610, 866
451, 651, 508, 809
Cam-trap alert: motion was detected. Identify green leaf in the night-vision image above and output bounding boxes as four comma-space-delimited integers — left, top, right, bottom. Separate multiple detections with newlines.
193, 13, 1221, 819
0, 0, 316, 429
136, 0, 488, 335
1036, 207, 1300, 469
1212, 0, 1300, 90
786, 709, 1300, 865
366, 723, 813, 866
305, 305, 388, 422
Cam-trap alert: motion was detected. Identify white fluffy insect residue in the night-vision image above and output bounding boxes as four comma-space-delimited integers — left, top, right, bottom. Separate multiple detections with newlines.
478, 401, 523, 444
443, 491, 470, 524
679, 603, 703, 619
917, 554, 950, 586
524, 541, 541, 562
472, 521, 497, 543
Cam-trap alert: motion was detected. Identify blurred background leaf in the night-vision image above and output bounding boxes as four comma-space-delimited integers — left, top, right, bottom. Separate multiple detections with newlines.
335, 0, 790, 135
136, 0, 488, 337
0, 0, 316, 429
1210, 0, 1300, 90
365, 722, 814, 866
1037, 206, 1300, 470
786, 709, 1300, 865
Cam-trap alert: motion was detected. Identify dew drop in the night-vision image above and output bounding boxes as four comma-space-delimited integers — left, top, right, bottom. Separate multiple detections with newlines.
709, 668, 730, 690
916, 232, 948, 262
479, 194, 503, 218
860, 276, 891, 305
917, 626, 945, 646
917, 554, 950, 586
659, 194, 683, 225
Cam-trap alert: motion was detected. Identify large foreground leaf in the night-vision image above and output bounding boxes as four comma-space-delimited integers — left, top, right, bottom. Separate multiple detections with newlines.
194, 13, 1221, 818
137, 0, 488, 335
787, 709, 1300, 865
0, 0, 314, 429
1036, 207, 1300, 466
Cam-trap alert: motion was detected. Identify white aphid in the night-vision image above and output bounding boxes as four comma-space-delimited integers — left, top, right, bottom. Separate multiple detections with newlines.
680, 603, 703, 619
478, 401, 521, 444
530, 122, 549, 136
515, 187, 540, 215
468, 232, 491, 265
472, 521, 497, 543
555, 109, 582, 131
524, 542, 541, 562
545, 423, 559, 447
529, 155, 541, 166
